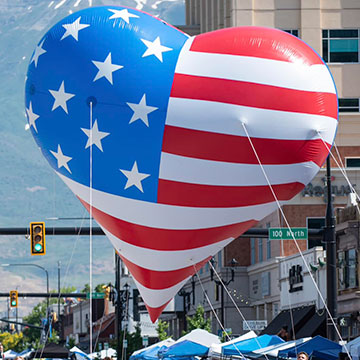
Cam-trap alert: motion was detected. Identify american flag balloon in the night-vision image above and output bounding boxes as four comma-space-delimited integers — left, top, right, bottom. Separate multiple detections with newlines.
25, 6, 338, 322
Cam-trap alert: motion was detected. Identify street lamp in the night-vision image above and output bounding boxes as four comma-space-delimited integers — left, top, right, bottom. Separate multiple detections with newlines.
210, 258, 238, 326
0, 263, 50, 316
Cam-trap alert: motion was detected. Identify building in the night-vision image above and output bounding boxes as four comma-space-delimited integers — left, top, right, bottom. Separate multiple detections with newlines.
160, 0, 360, 339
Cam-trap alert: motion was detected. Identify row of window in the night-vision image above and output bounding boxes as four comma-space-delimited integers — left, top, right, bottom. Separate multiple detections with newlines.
285, 29, 360, 113
285, 28, 359, 64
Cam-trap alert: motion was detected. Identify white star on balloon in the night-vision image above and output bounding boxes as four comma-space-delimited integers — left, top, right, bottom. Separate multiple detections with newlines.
92, 53, 123, 84
50, 145, 72, 173
120, 161, 150, 193
127, 94, 158, 127
49, 81, 75, 114
141, 36, 173, 62
31, 39, 46, 67
61, 16, 90, 41
26, 102, 40, 133
81, 119, 110, 152
108, 8, 139, 24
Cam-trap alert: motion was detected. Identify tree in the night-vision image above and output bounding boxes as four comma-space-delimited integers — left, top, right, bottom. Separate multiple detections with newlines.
0, 332, 24, 352
185, 304, 211, 333
23, 286, 76, 348
156, 319, 170, 341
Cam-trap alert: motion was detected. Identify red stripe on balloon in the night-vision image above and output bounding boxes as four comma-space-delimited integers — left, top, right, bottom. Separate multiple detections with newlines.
162, 125, 332, 167
170, 74, 338, 119
157, 180, 304, 208
120, 255, 210, 290
190, 27, 324, 65
79, 198, 257, 251
146, 302, 171, 323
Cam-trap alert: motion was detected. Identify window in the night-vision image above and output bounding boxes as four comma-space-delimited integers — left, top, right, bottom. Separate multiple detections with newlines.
218, 250, 222, 268
338, 249, 358, 290
258, 238, 263, 262
322, 29, 359, 63
251, 238, 256, 264
346, 157, 360, 168
307, 217, 325, 249
339, 98, 360, 112
283, 29, 299, 37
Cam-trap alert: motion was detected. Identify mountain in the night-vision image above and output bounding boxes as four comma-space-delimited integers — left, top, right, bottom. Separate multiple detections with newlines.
0, 0, 185, 316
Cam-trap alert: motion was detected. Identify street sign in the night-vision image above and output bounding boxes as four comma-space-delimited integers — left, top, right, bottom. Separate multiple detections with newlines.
143, 336, 148, 347
123, 339, 128, 349
269, 227, 308, 240
86, 292, 105, 299
243, 320, 267, 331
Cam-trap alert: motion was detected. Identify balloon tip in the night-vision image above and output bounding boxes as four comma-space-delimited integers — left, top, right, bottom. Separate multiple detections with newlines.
146, 301, 171, 323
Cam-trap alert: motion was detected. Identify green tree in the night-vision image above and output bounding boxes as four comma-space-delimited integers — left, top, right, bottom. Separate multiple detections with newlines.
185, 304, 211, 334
156, 319, 170, 340
23, 286, 76, 348
109, 324, 143, 360
81, 283, 107, 293
0, 332, 25, 352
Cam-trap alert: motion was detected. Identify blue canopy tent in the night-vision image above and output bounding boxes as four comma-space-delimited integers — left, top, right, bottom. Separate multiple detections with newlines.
130, 339, 175, 360
159, 329, 220, 360
278, 336, 341, 360
222, 334, 284, 356
160, 340, 209, 359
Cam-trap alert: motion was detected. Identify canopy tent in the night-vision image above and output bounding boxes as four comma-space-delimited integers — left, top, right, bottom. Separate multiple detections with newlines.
160, 329, 220, 359
18, 349, 34, 359
222, 334, 284, 356
248, 338, 311, 359
130, 339, 175, 360
278, 336, 341, 360
29, 343, 70, 359
4, 350, 19, 359
343, 336, 360, 360
209, 331, 257, 357
70, 347, 87, 355
88, 348, 116, 359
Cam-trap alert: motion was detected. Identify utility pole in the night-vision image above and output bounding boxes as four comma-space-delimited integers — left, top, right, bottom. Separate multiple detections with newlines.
324, 155, 337, 341
115, 254, 121, 360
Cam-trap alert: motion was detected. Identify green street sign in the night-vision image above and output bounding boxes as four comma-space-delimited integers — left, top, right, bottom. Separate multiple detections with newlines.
86, 292, 105, 299
269, 227, 308, 240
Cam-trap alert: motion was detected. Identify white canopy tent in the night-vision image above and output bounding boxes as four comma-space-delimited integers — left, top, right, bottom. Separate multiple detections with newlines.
208, 330, 257, 358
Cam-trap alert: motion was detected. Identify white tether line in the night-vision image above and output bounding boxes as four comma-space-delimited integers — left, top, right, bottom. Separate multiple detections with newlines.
241, 122, 349, 354
192, 265, 248, 360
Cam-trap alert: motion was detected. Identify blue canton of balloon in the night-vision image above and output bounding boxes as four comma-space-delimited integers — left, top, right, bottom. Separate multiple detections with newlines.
25, 6, 188, 203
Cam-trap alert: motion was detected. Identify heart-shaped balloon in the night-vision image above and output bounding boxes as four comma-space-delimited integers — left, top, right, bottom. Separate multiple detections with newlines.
25, 6, 338, 322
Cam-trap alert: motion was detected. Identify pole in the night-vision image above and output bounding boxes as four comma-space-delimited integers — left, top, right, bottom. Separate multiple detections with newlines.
0, 264, 49, 316
221, 284, 224, 326
115, 254, 121, 360
58, 261, 61, 337
325, 156, 337, 341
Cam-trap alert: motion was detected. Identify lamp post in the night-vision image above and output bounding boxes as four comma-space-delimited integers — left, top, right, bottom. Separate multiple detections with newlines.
0, 263, 50, 316
210, 258, 238, 326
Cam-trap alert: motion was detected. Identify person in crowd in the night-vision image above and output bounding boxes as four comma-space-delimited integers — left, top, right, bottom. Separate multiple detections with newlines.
15, 357, 24, 360
277, 325, 290, 341
0, 343, 4, 360
297, 352, 309, 360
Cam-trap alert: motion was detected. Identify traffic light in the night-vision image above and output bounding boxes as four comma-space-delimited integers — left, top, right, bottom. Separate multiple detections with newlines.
30, 222, 46, 255
103, 285, 111, 300
9, 290, 18, 308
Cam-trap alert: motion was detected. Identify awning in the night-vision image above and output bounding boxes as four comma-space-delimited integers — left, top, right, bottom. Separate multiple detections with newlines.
295, 311, 326, 338
261, 305, 317, 338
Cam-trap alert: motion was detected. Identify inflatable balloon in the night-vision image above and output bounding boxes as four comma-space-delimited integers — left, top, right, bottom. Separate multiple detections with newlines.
25, 6, 338, 322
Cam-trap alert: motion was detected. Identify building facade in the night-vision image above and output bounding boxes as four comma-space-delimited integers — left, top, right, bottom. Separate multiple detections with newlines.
161, 0, 360, 339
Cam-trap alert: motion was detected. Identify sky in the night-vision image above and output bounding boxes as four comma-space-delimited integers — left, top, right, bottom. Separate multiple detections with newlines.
0, 0, 185, 318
